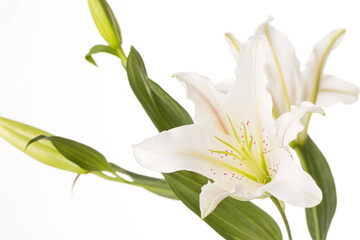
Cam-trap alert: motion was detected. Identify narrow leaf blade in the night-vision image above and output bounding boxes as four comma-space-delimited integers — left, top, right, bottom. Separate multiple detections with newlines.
28, 135, 112, 172
293, 137, 336, 240
126, 47, 193, 132
85, 44, 119, 66
149, 80, 193, 127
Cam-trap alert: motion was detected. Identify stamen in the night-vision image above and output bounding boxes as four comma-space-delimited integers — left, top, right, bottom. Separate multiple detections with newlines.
242, 122, 249, 146
227, 115, 241, 144
207, 149, 257, 181
209, 116, 272, 184
248, 135, 254, 150
213, 136, 243, 157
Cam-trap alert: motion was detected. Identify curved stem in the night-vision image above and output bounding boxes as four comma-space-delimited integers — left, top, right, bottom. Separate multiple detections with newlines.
271, 196, 292, 240
116, 47, 127, 68
92, 171, 129, 183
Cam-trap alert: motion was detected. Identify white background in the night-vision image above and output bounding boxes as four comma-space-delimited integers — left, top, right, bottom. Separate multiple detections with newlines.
0, 0, 359, 239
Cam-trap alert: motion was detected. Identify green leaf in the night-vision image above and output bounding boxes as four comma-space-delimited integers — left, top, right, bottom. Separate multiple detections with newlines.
85, 44, 119, 66
27, 135, 113, 172
110, 163, 178, 200
26, 133, 178, 200
0, 117, 87, 174
126, 46, 193, 132
126, 48, 282, 240
165, 171, 282, 240
149, 80, 194, 129
293, 137, 336, 240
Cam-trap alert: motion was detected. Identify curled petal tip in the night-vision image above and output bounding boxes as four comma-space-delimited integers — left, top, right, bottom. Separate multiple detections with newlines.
172, 72, 184, 79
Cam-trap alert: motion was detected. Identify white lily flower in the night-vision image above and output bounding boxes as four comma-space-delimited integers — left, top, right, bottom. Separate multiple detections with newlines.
222, 17, 359, 117
133, 36, 323, 219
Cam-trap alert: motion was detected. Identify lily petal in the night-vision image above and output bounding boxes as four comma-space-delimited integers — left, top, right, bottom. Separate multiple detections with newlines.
275, 102, 324, 148
317, 75, 359, 107
227, 36, 275, 165
256, 17, 302, 116
200, 181, 247, 219
263, 149, 322, 207
225, 32, 242, 61
133, 124, 250, 182
173, 72, 230, 135
134, 124, 207, 174
215, 78, 235, 94
304, 28, 346, 102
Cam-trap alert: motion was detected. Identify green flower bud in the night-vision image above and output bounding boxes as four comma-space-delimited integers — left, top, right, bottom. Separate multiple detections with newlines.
0, 117, 87, 174
88, 0, 122, 48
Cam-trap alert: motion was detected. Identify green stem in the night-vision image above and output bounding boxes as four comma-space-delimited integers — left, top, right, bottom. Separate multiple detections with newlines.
116, 47, 127, 68
92, 171, 129, 183
271, 196, 292, 240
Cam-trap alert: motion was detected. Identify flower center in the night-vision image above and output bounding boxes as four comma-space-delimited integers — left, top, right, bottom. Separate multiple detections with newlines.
209, 117, 270, 184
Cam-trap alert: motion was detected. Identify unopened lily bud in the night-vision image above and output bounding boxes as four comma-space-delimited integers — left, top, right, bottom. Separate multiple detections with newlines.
0, 117, 87, 174
88, 0, 122, 48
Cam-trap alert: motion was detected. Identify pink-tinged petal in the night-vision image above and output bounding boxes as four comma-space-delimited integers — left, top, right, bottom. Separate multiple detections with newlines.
275, 101, 324, 148
200, 181, 247, 219
317, 75, 359, 107
225, 32, 242, 61
215, 78, 235, 94
256, 17, 303, 116
263, 149, 322, 207
173, 72, 230, 135
303, 28, 346, 102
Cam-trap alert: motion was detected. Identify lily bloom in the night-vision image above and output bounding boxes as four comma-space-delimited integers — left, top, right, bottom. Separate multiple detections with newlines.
133, 36, 323, 218
222, 17, 359, 118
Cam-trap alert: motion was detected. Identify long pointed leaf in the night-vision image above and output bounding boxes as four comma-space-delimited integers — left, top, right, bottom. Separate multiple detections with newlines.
293, 137, 336, 240
27, 134, 178, 200
85, 44, 119, 66
149, 80, 193, 128
126, 46, 193, 132
27, 135, 113, 172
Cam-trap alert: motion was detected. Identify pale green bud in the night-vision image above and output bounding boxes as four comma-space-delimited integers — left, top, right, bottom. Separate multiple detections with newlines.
88, 0, 122, 48
0, 117, 87, 174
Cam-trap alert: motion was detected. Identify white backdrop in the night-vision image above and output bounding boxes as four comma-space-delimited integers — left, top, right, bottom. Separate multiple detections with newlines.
0, 0, 359, 239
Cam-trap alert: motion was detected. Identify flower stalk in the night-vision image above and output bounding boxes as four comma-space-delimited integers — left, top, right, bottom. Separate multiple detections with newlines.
271, 196, 292, 240
116, 47, 127, 68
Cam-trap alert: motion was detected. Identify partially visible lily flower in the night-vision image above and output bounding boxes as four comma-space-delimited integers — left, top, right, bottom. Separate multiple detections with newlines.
133, 36, 323, 219
221, 17, 359, 118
